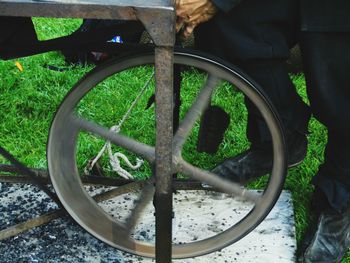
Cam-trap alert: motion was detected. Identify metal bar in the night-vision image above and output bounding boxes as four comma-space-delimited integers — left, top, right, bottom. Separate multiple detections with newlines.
0, 2, 137, 20
0, 209, 66, 241
0, 175, 49, 184
176, 158, 261, 203
0, 0, 175, 46
0, 0, 173, 19
135, 5, 175, 47
72, 116, 155, 163
173, 75, 219, 156
125, 183, 155, 232
0, 146, 61, 206
0, 1, 176, 260
154, 46, 174, 263
0, 164, 48, 177
0, 173, 207, 190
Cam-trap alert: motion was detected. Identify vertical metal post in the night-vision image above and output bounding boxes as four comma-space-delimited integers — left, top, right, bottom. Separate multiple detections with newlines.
154, 46, 174, 263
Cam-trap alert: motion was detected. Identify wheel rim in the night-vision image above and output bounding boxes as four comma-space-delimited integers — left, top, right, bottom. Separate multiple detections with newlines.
47, 50, 287, 258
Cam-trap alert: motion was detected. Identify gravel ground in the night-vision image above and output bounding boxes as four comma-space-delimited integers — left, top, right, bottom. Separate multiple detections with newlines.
0, 182, 144, 263
0, 182, 297, 263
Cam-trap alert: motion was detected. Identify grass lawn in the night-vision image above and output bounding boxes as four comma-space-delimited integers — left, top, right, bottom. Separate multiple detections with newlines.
0, 18, 347, 262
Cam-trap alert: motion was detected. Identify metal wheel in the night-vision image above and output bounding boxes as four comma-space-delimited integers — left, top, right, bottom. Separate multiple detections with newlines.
47, 48, 287, 258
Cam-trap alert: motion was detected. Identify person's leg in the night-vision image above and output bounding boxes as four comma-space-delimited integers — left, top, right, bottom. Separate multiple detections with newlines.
298, 31, 350, 262
195, 0, 310, 182
301, 32, 350, 211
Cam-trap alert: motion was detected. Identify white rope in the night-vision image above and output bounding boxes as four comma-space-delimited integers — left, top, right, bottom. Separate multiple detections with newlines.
107, 146, 144, 179
84, 72, 154, 178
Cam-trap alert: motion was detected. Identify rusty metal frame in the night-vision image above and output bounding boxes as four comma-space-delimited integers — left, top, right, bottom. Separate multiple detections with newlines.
0, 0, 175, 46
0, 1, 176, 262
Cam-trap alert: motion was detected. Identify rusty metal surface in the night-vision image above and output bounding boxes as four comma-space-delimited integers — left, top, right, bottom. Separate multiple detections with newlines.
154, 46, 174, 262
136, 7, 175, 46
0, 0, 173, 18
0, 0, 175, 46
1, 1, 175, 261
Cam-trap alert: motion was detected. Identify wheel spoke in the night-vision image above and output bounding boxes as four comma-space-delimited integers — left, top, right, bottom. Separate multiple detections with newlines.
70, 115, 155, 163
93, 181, 146, 203
173, 75, 219, 154
175, 157, 261, 204
125, 182, 155, 233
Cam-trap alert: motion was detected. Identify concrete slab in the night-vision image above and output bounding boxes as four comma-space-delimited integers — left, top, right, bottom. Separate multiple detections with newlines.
0, 183, 296, 262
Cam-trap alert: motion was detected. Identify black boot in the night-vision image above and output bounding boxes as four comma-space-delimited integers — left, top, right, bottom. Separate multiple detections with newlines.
298, 190, 350, 263
211, 130, 307, 183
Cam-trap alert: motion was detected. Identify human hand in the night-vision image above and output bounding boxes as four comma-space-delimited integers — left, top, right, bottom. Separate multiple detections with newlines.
176, 0, 218, 38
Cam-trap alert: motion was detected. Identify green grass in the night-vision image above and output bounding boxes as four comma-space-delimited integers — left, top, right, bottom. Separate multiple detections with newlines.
0, 18, 348, 262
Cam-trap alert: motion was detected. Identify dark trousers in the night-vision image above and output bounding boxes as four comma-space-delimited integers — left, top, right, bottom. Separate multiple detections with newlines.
300, 32, 350, 211
194, 0, 310, 146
